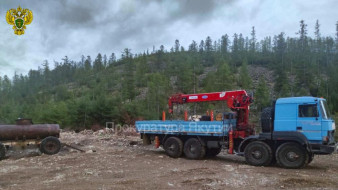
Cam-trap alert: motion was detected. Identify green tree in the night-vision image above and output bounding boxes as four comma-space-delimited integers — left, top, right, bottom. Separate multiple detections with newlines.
188, 40, 198, 52
93, 53, 103, 71
274, 70, 291, 97
174, 39, 180, 52
273, 32, 287, 66
220, 34, 229, 55
238, 60, 252, 89
199, 40, 204, 53
203, 62, 233, 92
84, 56, 92, 70
231, 33, 240, 65
255, 77, 270, 111
121, 49, 136, 101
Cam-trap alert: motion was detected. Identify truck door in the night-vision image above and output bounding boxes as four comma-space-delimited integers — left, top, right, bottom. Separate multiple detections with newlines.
297, 103, 322, 142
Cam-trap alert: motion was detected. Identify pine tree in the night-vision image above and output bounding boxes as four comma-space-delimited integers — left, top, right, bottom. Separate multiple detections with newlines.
298, 20, 308, 53
261, 37, 272, 59
93, 53, 103, 71
203, 62, 233, 92
250, 26, 256, 52
274, 70, 291, 97
160, 45, 165, 52
204, 36, 214, 66
84, 56, 92, 70
315, 20, 321, 39
135, 57, 149, 87
238, 60, 252, 89
205, 36, 213, 52
109, 53, 116, 65
80, 55, 85, 67
2, 75, 11, 95
296, 20, 312, 91
255, 77, 270, 111
175, 39, 180, 52
103, 54, 107, 68
221, 34, 229, 55
313, 20, 322, 80
248, 26, 257, 64
0, 76, 2, 92
238, 34, 245, 53
189, 41, 198, 52
199, 40, 205, 53
231, 33, 239, 64
273, 32, 286, 66
121, 49, 135, 101
335, 21, 338, 49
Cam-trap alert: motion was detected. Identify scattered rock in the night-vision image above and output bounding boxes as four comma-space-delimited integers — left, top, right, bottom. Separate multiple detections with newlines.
129, 141, 138, 146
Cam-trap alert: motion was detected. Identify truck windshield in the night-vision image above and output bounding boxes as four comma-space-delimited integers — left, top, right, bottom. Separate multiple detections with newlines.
320, 100, 331, 119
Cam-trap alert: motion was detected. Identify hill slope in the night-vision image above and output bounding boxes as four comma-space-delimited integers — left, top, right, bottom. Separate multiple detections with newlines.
0, 21, 337, 128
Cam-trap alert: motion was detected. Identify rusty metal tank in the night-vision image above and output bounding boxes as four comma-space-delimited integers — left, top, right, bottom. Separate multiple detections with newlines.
0, 124, 60, 141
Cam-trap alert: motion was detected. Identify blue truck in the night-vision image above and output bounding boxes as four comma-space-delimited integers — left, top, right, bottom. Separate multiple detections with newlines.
136, 90, 336, 169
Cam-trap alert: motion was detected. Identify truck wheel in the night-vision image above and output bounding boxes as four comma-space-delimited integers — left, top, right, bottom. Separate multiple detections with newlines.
184, 138, 206, 159
261, 107, 274, 133
0, 143, 6, 160
40, 136, 61, 155
163, 137, 183, 158
244, 141, 273, 166
276, 142, 309, 169
205, 147, 222, 157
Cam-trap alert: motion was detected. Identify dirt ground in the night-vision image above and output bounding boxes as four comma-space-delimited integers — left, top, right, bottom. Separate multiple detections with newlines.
0, 130, 337, 190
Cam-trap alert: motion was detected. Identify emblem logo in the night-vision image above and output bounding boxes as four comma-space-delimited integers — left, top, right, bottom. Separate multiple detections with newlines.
220, 92, 226, 98
188, 96, 198, 100
6, 6, 33, 35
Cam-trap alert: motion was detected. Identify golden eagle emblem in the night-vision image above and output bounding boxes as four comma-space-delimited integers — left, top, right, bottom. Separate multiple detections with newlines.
6, 6, 33, 35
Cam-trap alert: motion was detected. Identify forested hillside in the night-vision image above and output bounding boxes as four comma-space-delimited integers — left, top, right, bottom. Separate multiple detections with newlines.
0, 20, 337, 129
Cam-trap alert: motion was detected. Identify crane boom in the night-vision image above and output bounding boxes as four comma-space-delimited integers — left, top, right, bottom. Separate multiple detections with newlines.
168, 90, 252, 129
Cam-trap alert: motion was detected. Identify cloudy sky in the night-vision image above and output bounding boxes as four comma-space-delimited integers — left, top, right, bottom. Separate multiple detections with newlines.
0, 0, 337, 77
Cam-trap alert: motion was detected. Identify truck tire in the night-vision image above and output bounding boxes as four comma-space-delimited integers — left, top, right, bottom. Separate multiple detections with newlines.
184, 138, 206, 159
163, 137, 183, 158
0, 143, 6, 160
261, 107, 274, 133
244, 141, 273, 166
276, 142, 309, 169
205, 147, 222, 157
40, 136, 61, 155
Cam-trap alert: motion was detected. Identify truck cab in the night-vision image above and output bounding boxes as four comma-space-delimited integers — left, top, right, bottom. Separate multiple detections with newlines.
274, 97, 336, 154
240, 96, 336, 168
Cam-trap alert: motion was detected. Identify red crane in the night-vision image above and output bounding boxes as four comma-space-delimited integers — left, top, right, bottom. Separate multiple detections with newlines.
168, 90, 253, 135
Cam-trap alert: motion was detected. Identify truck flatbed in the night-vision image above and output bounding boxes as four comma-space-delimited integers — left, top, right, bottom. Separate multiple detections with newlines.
136, 119, 236, 137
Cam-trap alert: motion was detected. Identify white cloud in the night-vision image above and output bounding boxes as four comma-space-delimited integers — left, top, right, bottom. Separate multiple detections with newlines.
0, 0, 337, 77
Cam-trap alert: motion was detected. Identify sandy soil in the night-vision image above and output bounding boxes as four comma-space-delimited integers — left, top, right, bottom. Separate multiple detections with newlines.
0, 130, 337, 190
